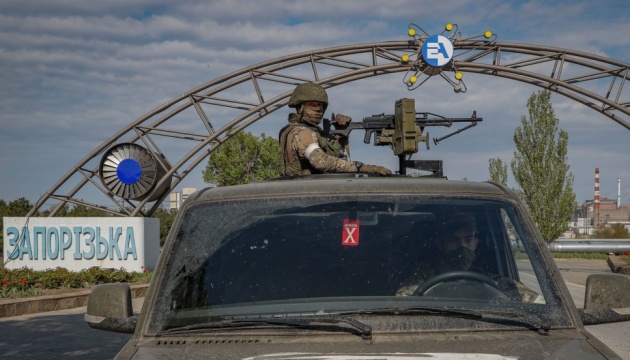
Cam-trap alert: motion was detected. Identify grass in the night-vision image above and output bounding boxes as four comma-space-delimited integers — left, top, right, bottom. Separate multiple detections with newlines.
514, 249, 626, 261
550, 252, 610, 260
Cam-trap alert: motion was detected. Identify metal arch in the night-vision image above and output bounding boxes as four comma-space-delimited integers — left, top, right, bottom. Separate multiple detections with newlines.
28, 39, 630, 217
454, 42, 630, 129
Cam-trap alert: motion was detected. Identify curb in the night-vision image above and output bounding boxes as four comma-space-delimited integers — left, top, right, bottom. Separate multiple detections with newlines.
0, 283, 149, 319
607, 255, 630, 275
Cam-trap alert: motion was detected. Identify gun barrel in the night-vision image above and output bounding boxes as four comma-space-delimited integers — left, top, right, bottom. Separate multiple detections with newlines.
415, 111, 480, 122
415, 115, 482, 126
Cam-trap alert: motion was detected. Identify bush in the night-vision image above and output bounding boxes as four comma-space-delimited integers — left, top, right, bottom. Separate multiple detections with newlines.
0, 266, 152, 299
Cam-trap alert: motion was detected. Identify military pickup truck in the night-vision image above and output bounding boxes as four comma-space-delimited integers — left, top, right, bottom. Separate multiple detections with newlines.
85, 175, 630, 359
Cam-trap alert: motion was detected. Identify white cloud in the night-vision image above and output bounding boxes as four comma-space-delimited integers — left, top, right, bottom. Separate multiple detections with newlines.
1, 0, 629, 207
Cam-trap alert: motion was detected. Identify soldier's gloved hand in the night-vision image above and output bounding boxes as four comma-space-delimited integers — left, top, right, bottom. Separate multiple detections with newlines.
331, 113, 352, 129
358, 163, 392, 176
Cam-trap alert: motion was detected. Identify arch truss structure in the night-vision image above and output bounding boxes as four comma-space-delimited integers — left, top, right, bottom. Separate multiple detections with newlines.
29, 30, 630, 218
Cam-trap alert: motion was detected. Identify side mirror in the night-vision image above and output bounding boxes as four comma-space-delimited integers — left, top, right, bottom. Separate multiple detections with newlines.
84, 283, 137, 334
579, 273, 630, 325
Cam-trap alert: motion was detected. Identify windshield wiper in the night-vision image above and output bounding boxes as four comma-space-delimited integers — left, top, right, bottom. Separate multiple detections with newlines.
471, 308, 551, 335
160, 314, 373, 339
339, 307, 550, 335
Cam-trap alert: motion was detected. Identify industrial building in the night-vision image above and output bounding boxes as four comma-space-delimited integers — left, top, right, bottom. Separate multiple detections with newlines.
570, 169, 629, 237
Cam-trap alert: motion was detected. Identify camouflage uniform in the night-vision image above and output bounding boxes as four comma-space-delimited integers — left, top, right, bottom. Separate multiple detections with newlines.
279, 82, 390, 176
396, 213, 541, 302
279, 113, 357, 175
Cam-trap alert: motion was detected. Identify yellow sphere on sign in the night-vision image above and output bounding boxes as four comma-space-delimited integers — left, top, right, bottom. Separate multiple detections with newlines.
445, 23, 453, 31
401, 54, 410, 62
410, 76, 417, 83
455, 72, 463, 80
484, 30, 492, 38
408, 28, 416, 36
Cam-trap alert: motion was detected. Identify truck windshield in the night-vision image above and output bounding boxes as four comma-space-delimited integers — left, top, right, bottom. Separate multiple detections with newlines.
149, 194, 571, 332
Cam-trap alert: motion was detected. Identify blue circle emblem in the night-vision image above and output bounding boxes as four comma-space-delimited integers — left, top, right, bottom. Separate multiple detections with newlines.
117, 158, 142, 185
421, 35, 454, 67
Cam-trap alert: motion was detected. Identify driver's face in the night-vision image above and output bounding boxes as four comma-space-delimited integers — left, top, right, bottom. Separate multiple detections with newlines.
441, 226, 479, 252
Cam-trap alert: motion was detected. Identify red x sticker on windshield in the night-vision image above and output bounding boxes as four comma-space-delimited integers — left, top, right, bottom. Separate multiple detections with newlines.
342, 219, 360, 246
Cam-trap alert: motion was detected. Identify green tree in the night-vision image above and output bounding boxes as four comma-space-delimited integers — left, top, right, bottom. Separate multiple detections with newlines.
67, 203, 109, 217
39, 202, 109, 217
0, 199, 6, 253
40, 204, 70, 217
152, 207, 177, 246
592, 223, 630, 239
488, 157, 508, 186
203, 130, 281, 187
511, 90, 576, 243
6, 197, 32, 216
0, 197, 34, 253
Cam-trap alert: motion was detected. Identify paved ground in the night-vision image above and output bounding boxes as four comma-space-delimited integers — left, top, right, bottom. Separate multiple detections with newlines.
555, 258, 630, 359
0, 259, 628, 359
0, 297, 143, 359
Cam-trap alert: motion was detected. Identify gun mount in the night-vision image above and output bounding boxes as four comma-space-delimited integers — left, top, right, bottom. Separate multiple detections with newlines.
325, 98, 482, 176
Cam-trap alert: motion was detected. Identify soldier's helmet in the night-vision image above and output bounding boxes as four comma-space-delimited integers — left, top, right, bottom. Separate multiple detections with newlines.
288, 82, 328, 111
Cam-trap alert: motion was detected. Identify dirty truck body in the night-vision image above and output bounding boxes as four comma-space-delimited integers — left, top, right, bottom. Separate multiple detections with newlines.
86, 175, 630, 359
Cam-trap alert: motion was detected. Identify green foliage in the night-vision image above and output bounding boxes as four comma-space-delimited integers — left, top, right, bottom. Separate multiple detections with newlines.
550, 252, 609, 260
203, 130, 281, 187
67, 204, 110, 217
5, 197, 32, 215
0, 199, 5, 254
510, 90, 576, 243
0, 266, 152, 299
40, 203, 110, 217
0, 197, 35, 253
592, 223, 630, 239
152, 207, 177, 246
488, 157, 508, 186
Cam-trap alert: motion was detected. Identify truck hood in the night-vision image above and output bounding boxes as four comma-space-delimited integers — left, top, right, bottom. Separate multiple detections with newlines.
119, 332, 614, 360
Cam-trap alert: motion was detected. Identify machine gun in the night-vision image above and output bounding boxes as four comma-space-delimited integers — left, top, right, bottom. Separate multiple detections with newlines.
324, 98, 482, 176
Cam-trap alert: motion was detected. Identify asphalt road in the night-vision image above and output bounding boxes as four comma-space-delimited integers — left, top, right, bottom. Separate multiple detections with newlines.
0, 259, 628, 360
0, 297, 143, 359
555, 258, 630, 359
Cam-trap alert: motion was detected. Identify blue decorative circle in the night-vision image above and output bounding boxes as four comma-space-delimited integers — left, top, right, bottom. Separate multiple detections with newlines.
117, 159, 142, 184
421, 35, 454, 68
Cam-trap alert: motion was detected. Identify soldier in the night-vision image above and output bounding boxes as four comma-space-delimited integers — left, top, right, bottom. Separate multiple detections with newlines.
278, 82, 392, 176
396, 212, 541, 302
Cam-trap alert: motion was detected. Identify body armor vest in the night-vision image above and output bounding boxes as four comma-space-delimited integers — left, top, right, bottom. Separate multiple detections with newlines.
279, 117, 345, 176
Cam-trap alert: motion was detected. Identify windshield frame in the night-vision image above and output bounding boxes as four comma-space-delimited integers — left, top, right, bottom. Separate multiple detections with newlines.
143, 191, 574, 334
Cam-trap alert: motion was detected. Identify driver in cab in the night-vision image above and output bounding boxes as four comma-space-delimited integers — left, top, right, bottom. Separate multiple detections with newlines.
396, 212, 540, 302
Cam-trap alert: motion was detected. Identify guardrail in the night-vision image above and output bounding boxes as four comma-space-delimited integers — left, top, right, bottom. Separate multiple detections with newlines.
513, 239, 630, 253
547, 240, 630, 253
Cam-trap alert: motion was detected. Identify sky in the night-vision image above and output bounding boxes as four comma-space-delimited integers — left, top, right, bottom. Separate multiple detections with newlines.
1, 0, 629, 212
